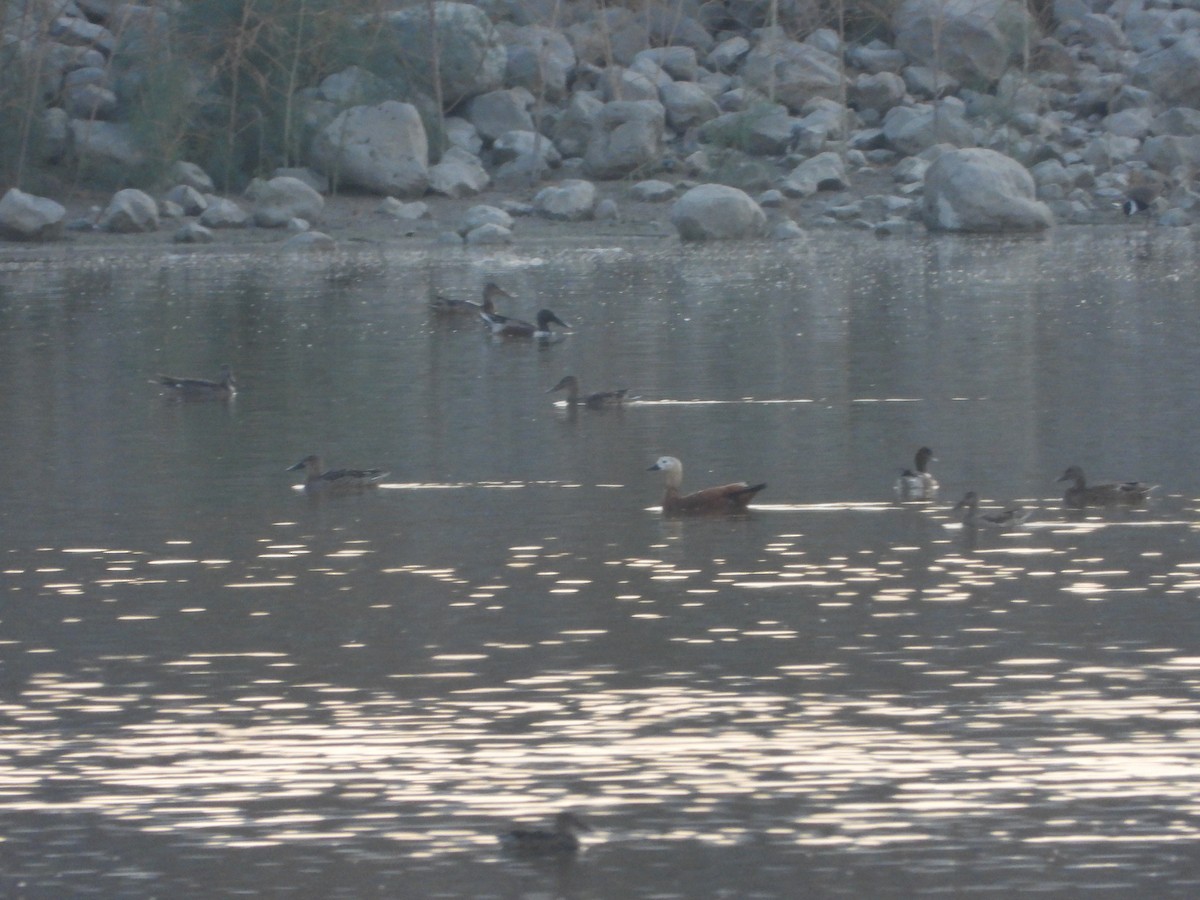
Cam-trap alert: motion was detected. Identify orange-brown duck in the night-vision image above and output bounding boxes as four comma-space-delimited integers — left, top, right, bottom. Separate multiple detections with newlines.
547, 375, 628, 409
287, 455, 388, 491
155, 364, 236, 400
648, 455, 766, 515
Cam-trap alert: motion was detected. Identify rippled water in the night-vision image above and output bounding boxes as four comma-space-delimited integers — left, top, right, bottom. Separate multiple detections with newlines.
2, 229, 1200, 896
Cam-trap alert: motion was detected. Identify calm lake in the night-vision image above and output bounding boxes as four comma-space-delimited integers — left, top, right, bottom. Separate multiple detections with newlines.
2, 227, 1200, 897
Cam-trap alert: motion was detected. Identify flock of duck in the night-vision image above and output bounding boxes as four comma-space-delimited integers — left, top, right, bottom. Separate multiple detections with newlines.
155, 285, 1158, 525
894, 446, 1157, 529
152, 286, 1160, 856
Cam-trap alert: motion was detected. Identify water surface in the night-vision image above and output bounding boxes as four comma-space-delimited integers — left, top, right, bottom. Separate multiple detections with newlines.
2, 229, 1200, 896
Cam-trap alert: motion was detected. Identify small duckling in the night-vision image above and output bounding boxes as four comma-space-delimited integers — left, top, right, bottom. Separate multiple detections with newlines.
481, 308, 569, 339
155, 364, 236, 400
648, 455, 766, 516
287, 455, 388, 491
547, 375, 629, 409
1057, 465, 1155, 508
953, 491, 1030, 529
894, 447, 937, 501
499, 811, 592, 855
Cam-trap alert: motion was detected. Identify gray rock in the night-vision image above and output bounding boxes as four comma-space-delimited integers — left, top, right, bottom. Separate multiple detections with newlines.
595, 198, 619, 221
706, 35, 750, 72
903, 65, 960, 100
174, 222, 214, 244
492, 130, 561, 166
252, 176, 325, 228
318, 66, 391, 105
99, 188, 159, 233
534, 179, 596, 221
600, 67, 661, 103
1141, 135, 1200, 174
1133, 31, 1200, 109
70, 119, 145, 168
379, 198, 431, 220
660, 81, 721, 132
1151, 108, 1200, 137
492, 153, 553, 188
505, 25, 576, 102
465, 223, 514, 245
50, 16, 115, 55
883, 103, 977, 156
923, 147, 1053, 232
553, 92, 605, 159
40, 108, 70, 165
444, 117, 483, 156
742, 36, 841, 111
199, 197, 250, 228
311, 101, 428, 197
847, 43, 908, 74
635, 46, 698, 81
701, 105, 797, 157
583, 100, 666, 180
429, 147, 490, 198
631, 179, 677, 202
172, 161, 215, 193
459, 204, 514, 236
770, 218, 805, 240
850, 72, 907, 115
1104, 107, 1154, 140
159, 200, 184, 220
782, 152, 849, 197
64, 81, 117, 119
374, 2, 506, 101
272, 167, 329, 194
894, 0, 1037, 86
464, 88, 535, 142
670, 183, 767, 240
0, 188, 66, 241
163, 184, 208, 216
282, 231, 336, 251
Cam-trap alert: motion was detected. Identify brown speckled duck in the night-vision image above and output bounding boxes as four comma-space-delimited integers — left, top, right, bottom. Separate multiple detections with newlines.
287, 455, 388, 491
1057, 465, 1156, 508
155, 364, 236, 400
548, 375, 628, 409
499, 811, 592, 855
648, 455, 766, 515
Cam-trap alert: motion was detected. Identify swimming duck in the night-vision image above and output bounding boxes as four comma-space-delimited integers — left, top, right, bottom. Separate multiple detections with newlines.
430, 281, 510, 316
1057, 465, 1155, 508
894, 447, 938, 500
953, 491, 1030, 529
155, 364, 236, 400
648, 455, 766, 515
547, 375, 629, 409
481, 308, 569, 339
499, 811, 592, 855
287, 455, 388, 491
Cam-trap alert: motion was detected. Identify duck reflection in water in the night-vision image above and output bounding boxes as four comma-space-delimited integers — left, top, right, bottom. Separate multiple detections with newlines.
155, 364, 236, 400
499, 811, 592, 855
648, 455, 766, 515
287, 455, 388, 492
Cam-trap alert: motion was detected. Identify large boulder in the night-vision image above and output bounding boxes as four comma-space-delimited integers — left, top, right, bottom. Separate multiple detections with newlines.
583, 100, 666, 180
252, 176, 324, 228
428, 147, 491, 197
463, 88, 535, 142
741, 36, 841, 112
670, 184, 767, 240
922, 148, 1053, 232
98, 188, 159, 233
311, 101, 428, 197
660, 81, 721, 132
371, 2, 506, 103
552, 92, 605, 158
883, 102, 977, 155
782, 151, 849, 197
534, 179, 596, 221
505, 25, 576, 102
0, 188, 66, 241
1133, 31, 1200, 110
893, 0, 1036, 86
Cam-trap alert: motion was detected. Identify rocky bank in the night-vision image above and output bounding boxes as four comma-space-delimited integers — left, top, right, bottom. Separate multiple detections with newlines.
2, 0, 1199, 249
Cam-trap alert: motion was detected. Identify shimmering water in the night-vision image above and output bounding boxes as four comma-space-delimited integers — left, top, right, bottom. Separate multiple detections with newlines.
2, 229, 1200, 897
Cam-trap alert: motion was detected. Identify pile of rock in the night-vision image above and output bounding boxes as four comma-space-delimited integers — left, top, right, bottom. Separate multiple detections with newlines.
4, 0, 1199, 243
